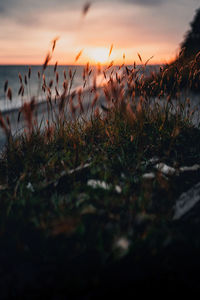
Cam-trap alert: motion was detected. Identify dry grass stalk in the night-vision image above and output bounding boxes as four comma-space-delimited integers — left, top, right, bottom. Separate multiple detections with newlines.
137, 53, 142, 63
21, 97, 36, 131
4, 80, 8, 93
86, 62, 89, 74
63, 80, 68, 92
82, 2, 91, 17
18, 73, 23, 84
107, 61, 114, 70
75, 50, 83, 62
97, 63, 101, 75
51, 36, 59, 52
7, 88, 12, 101
0, 112, 10, 138
82, 68, 86, 81
109, 44, 113, 57
78, 89, 84, 114
91, 92, 99, 109
92, 75, 97, 91
103, 87, 111, 103
144, 56, 154, 66
126, 103, 136, 122
63, 70, 67, 80
70, 96, 77, 119
28, 67, 31, 79
43, 52, 52, 71
49, 80, 53, 89
45, 125, 54, 142
94, 107, 100, 118
56, 72, 59, 85
6, 116, 10, 128
69, 69, 72, 80
55, 86, 60, 97
24, 75, 28, 86
54, 62, 58, 73
18, 85, 24, 97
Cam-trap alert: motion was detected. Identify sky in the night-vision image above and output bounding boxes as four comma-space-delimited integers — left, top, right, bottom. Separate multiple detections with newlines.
0, 0, 199, 65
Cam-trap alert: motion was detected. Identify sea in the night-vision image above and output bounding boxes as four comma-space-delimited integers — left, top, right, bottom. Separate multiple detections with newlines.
0, 65, 160, 113
0, 65, 93, 112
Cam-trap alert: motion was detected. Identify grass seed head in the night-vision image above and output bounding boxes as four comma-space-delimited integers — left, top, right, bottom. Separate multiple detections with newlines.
28, 67, 31, 79
7, 88, 12, 101
4, 80, 8, 93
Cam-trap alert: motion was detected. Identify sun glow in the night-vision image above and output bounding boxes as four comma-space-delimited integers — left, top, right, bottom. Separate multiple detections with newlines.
86, 47, 111, 64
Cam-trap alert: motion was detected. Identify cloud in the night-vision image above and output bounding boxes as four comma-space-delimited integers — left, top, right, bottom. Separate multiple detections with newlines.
0, 0, 79, 19
0, 0, 196, 28
119, 0, 164, 5
0, 0, 165, 20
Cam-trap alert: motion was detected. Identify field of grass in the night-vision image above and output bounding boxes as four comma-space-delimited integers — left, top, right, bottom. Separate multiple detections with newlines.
0, 48, 200, 298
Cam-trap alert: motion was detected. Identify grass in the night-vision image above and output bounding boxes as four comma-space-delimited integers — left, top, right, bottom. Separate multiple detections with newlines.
0, 48, 200, 297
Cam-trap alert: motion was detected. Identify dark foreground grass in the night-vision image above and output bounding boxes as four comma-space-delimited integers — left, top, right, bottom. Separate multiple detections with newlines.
1, 106, 200, 297
0, 51, 200, 298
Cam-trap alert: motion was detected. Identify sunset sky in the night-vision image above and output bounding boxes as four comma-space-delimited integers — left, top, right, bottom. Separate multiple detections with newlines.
0, 0, 199, 65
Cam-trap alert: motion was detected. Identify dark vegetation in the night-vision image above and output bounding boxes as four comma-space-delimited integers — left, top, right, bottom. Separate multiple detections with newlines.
181, 8, 200, 60
0, 8, 200, 299
142, 7, 200, 96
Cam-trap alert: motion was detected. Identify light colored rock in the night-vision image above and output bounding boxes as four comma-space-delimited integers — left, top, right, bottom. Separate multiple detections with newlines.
173, 182, 200, 220
87, 179, 109, 190
155, 163, 176, 176
142, 173, 155, 180
26, 182, 34, 192
113, 236, 130, 258
115, 185, 122, 194
87, 179, 122, 194
148, 157, 159, 165
115, 237, 130, 251
180, 164, 200, 172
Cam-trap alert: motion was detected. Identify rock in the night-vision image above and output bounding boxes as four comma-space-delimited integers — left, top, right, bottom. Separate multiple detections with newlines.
87, 179, 109, 190
115, 185, 122, 194
113, 237, 130, 258
148, 157, 159, 165
173, 182, 200, 220
115, 237, 130, 251
155, 163, 176, 176
142, 173, 155, 180
179, 164, 200, 173
26, 182, 34, 192
87, 179, 122, 194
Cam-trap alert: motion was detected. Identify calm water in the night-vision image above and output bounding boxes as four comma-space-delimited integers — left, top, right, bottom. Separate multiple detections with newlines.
0, 65, 90, 112
0, 64, 160, 112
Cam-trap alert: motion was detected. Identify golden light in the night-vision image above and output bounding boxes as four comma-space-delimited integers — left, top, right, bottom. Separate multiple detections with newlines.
86, 47, 110, 64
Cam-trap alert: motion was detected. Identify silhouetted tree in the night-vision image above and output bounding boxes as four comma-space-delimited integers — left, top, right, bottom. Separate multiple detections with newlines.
181, 8, 200, 59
